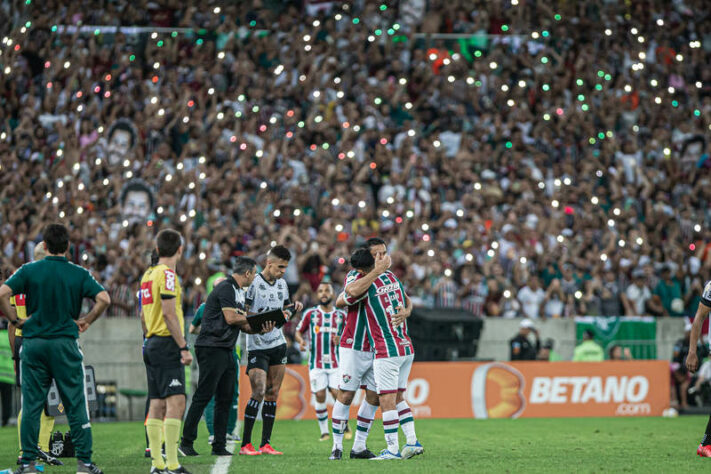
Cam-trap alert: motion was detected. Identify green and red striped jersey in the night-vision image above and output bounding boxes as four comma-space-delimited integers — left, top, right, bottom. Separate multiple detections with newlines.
362, 270, 414, 359
296, 306, 344, 370
340, 270, 373, 352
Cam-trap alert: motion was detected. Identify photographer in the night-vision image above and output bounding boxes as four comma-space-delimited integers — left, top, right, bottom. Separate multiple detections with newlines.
509, 319, 540, 361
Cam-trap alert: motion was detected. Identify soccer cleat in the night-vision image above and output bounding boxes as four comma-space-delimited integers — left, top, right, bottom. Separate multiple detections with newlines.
38, 449, 63, 465
698, 444, 711, 457
350, 448, 376, 459
319, 433, 330, 442
178, 444, 199, 457
259, 443, 283, 455
150, 467, 166, 474
13, 463, 39, 474
238, 443, 261, 456
329, 448, 342, 460
208, 435, 214, 445
211, 448, 232, 456
227, 433, 240, 442
344, 423, 353, 440
401, 440, 424, 459
77, 461, 104, 474
165, 466, 191, 474
370, 449, 402, 460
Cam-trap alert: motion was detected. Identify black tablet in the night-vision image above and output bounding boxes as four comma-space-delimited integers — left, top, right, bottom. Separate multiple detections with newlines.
247, 308, 287, 332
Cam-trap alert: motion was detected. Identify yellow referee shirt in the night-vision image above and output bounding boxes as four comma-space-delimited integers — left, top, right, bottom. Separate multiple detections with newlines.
140, 264, 184, 338
10, 294, 27, 337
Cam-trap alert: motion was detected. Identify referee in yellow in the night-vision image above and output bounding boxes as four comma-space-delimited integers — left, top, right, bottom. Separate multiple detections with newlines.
9, 241, 62, 465
0, 223, 110, 474
140, 229, 192, 474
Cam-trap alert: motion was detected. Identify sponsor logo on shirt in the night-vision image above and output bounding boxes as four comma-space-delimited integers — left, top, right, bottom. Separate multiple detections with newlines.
342, 374, 352, 384
140, 282, 153, 305
168, 379, 182, 388
376, 283, 400, 295
164, 270, 176, 291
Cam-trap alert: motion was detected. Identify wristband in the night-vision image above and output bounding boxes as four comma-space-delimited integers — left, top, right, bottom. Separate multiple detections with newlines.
180, 344, 190, 351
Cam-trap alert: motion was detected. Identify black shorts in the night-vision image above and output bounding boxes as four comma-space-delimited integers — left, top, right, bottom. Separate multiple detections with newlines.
13, 335, 22, 386
246, 344, 287, 374
144, 336, 186, 399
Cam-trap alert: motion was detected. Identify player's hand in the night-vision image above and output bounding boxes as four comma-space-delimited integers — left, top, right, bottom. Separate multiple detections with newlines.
14, 318, 27, 329
180, 349, 193, 366
374, 254, 391, 274
261, 321, 276, 334
687, 351, 699, 373
391, 307, 408, 327
332, 335, 340, 346
293, 301, 303, 312
299, 341, 307, 351
75, 318, 90, 333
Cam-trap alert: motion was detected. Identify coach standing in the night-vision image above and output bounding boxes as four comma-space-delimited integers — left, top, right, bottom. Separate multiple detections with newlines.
0, 223, 110, 474
180, 257, 271, 456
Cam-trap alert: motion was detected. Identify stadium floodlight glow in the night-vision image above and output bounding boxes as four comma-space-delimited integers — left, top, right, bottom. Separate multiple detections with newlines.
217, 112, 224, 120
604, 28, 612, 36
637, 36, 644, 43
554, 178, 562, 187
531, 31, 539, 39
466, 77, 475, 85
520, 257, 527, 264
165, 175, 172, 182
624, 84, 632, 93
427, 249, 435, 257
444, 268, 452, 277
663, 147, 671, 156
676, 54, 683, 62
358, 200, 366, 209
303, 35, 311, 42
188, 209, 196, 218
59, 211, 65, 218
551, 200, 559, 208
405, 102, 413, 109
491, 241, 499, 249
563, 177, 572, 186
596, 170, 603, 177
654, 97, 661, 104
650, 79, 658, 87
697, 81, 703, 88
260, 181, 267, 189
456, 209, 464, 217
158, 108, 165, 116
336, 91, 344, 98
695, 224, 702, 233
630, 27, 638, 35
57, 180, 64, 188
503, 290, 511, 298
63, 61, 70, 69
501, 84, 509, 92
518, 80, 526, 88
511, 0, 519, 5
103, 178, 109, 186
335, 14, 342, 20
179, 215, 187, 223
151, 96, 158, 104
465, 253, 473, 262
489, 61, 497, 69
538, 182, 545, 189
421, 223, 429, 231
313, 90, 320, 98
331, 198, 340, 206
639, 52, 646, 60
618, 239, 625, 247
600, 253, 608, 262
52, 197, 59, 205
487, 249, 495, 257
334, 77, 341, 84
406, 210, 415, 219
273, 209, 281, 217
399, 78, 407, 85
313, 20, 320, 27
607, 219, 615, 227
153, 61, 160, 69
199, 172, 206, 180
368, 35, 375, 42
448, 75, 455, 83
556, 235, 564, 243
668, 86, 675, 94
335, 224, 343, 232
382, 210, 390, 217
613, 208, 621, 216
176, 163, 184, 170
433, 140, 441, 148
636, 237, 643, 245
575, 290, 583, 299
591, 196, 599, 205
407, 129, 415, 137
188, 182, 195, 190
507, 99, 515, 107
657, 19, 664, 26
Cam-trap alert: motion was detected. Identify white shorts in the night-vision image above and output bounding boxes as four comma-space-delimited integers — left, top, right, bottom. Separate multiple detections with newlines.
338, 348, 376, 392
309, 368, 339, 393
373, 354, 414, 394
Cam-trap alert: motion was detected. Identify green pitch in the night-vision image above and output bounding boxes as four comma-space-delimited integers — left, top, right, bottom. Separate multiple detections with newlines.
0, 417, 710, 473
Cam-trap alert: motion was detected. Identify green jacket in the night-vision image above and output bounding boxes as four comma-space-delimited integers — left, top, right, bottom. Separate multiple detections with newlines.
573, 340, 605, 362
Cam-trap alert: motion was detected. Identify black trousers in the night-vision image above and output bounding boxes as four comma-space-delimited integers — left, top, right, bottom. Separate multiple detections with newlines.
0, 382, 12, 426
182, 346, 236, 450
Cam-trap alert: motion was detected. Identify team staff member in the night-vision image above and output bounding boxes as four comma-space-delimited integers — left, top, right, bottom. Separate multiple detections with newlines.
140, 229, 192, 474
0, 223, 110, 474
9, 242, 62, 466
239, 245, 303, 456
181, 257, 273, 456
509, 319, 540, 361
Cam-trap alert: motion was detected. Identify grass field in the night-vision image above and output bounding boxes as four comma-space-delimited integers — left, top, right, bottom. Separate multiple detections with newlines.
1, 416, 711, 473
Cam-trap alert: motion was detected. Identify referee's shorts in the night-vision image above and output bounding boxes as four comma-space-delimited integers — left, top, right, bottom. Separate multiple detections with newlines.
143, 336, 185, 399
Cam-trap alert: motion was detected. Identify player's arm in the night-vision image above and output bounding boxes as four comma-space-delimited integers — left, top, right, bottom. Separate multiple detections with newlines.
189, 304, 204, 334
76, 290, 111, 332
687, 301, 711, 373
158, 269, 191, 364
0, 285, 21, 327
294, 311, 310, 350
343, 254, 391, 298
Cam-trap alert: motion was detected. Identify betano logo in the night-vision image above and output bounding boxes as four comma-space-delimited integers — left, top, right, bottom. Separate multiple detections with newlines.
471, 363, 526, 419
529, 376, 649, 404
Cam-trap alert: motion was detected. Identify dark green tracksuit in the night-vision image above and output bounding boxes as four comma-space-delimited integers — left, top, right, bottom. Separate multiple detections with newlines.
5, 256, 104, 464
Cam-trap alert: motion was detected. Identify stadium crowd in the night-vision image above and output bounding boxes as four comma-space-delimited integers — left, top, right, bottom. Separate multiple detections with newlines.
0, 0, 710, 321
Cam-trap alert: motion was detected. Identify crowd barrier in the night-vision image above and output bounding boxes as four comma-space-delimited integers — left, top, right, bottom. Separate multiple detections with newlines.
239, 361, 670, 420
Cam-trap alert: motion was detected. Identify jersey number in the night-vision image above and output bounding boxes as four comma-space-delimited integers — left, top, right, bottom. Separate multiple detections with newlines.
141, 282, 154, 305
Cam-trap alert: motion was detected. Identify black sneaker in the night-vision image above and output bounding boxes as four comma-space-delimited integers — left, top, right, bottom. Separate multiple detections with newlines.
211, 447, 233, 456
178, 444, 199, 456
14, 463, 38, 474
77, 460, 104, 474
350, 448, 376, 459
38, 448, 64, 465
165, 466, 191, 474
329, 448, 343, 460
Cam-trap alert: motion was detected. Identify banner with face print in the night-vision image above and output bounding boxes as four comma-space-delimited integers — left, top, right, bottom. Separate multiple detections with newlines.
239, 361, 669, 419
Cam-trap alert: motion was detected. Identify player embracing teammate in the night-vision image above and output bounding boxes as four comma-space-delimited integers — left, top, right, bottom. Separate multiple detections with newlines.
332, 238, 423, 460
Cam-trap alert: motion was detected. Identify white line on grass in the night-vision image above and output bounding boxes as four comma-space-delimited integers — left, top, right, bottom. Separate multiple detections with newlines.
210, 441, 236, 474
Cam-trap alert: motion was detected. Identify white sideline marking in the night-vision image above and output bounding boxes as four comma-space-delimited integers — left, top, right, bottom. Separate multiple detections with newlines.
210, 441, 236, 474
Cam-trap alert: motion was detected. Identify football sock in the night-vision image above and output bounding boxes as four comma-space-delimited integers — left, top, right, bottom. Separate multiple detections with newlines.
164, 418, 181, 470
241, 398, 260, 447
315, 402, 329, 435
146, 418, 166, 469
383, 410, 400, 454
38, 413, 55, 452
331, 401, 350, 450
17, 409, 21, 451
397, 400, 417, 445
261, 401, 277, 447
353, 400, 377, 452
703, 416, 711, 445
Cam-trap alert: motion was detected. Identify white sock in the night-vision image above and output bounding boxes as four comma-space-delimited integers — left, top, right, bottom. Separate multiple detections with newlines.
397, 400, 417, 445
331, 401, 350, 450
315, 402, 329, 436
352, 400, 378, 452
382, 410, 399, 454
